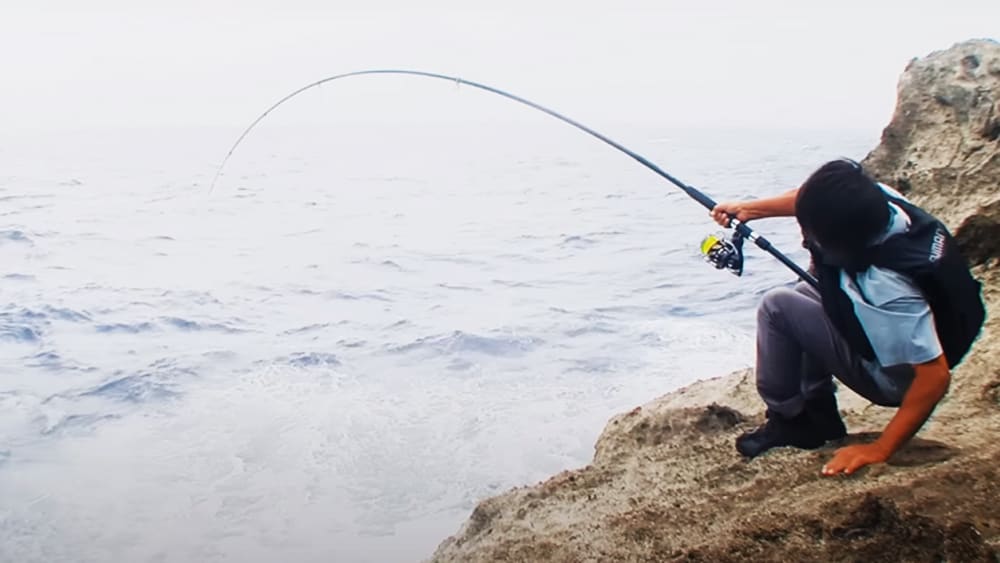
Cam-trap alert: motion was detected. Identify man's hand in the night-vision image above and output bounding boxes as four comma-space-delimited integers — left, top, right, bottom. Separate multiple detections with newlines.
822, 355, 951, 478
709, 188, 800, 227
711, 201, 751, 227
822, 443, 890, 476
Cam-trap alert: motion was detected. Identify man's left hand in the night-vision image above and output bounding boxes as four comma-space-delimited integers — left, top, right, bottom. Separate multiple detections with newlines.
822, 443, 890, 476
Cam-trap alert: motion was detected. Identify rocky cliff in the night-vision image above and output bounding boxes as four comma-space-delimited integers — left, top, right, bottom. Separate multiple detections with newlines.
864, 38, 1000, 266
430, 39, 1000, 562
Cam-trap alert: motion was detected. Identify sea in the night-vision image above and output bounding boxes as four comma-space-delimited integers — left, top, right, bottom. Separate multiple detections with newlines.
0, 106, 875, 562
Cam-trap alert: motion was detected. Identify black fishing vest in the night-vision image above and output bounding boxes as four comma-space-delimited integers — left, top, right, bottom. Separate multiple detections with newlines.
814, 197, 986, 369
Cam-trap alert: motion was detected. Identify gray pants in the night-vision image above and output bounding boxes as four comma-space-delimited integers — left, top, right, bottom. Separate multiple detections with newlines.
756, 283, 902, 417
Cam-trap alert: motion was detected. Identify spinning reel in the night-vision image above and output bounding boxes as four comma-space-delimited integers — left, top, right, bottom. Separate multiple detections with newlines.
700, 229, 745, 277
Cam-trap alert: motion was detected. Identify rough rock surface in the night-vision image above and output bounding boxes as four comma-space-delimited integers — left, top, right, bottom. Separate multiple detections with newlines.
430, 39, 1000, 563
864, 38, 1000, 266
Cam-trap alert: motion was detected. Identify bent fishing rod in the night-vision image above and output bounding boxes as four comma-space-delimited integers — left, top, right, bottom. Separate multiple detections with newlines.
211, 69, 819, 289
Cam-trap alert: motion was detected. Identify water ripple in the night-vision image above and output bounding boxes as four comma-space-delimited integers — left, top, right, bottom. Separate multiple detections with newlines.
564, 322, 617, 338
282, 323, 333, 335
0, 324, 40, 342
311, 290, 393, 302
160, 317, 247, 333
95, 322, 157, 334
559, 235, 598, 248
25, 351, 96, 373
41, 413, 123, 436
43, 306, 91, 322
282, 352, 341, 368
565, 357, 619, 373
79, 374, 180, 403
389, 330, 540, 357
94, 317, 246, 334
437, 283, 481, 292
0, 229, 33, 244
0, 307, 48, 342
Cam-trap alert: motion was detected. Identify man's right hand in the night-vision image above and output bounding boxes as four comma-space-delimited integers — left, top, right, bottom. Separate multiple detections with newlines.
710, 188, 801, 227
710, 201, 753, 227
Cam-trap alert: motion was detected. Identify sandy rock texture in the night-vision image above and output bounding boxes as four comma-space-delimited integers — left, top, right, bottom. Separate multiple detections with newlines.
430, 39, 1000, 563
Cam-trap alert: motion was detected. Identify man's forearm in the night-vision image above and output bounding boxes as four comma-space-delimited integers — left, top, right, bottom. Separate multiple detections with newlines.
711, 188, 800, 225
745, 188, 799, 220
873, 355, 951, 456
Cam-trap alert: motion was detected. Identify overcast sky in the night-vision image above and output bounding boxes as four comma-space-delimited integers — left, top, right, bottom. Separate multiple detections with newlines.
2, 1, 998, 133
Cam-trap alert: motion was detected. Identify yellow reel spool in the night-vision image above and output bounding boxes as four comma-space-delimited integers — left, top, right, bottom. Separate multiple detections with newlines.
700, 234, 724, 256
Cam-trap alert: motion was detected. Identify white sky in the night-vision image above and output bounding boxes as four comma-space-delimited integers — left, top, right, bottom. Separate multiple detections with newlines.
2, 0, 998, 132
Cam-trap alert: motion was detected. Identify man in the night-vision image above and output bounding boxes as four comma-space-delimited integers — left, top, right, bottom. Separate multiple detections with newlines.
710, 159, 984, 476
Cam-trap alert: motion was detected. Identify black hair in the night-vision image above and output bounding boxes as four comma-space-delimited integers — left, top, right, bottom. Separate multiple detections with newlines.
795, 159, 890, 255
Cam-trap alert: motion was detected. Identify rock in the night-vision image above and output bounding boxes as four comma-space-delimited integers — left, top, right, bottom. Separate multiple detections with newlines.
863, 38, 1000, 265
429, 40, 1000, 563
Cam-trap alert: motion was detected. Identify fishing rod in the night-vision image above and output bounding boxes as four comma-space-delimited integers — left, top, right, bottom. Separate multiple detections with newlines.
211, 69, 819, 288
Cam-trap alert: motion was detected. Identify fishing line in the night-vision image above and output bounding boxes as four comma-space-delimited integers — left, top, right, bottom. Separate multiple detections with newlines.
210, 69, 817, 287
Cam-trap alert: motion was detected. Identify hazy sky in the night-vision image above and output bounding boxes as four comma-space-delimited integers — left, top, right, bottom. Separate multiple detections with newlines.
2, 1, 998, 133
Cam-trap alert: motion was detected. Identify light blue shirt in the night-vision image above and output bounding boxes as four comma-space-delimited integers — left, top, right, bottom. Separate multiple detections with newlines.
838, 186, 942, 400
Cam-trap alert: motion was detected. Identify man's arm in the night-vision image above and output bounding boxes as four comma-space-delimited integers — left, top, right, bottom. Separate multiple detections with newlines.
822, 354, 951, 476
710, 188, 799, 227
